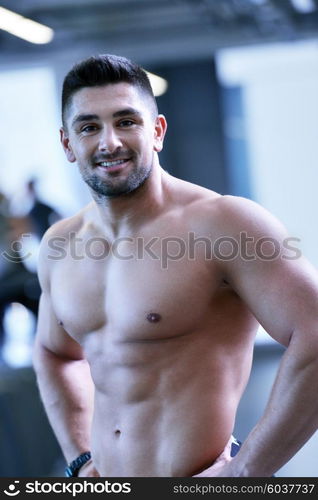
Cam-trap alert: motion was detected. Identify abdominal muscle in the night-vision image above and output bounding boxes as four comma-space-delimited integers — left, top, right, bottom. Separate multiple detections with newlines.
86, 329, 253, 477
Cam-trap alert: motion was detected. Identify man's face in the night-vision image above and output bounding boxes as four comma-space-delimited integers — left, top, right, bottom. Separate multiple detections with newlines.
60, 83, 166, 198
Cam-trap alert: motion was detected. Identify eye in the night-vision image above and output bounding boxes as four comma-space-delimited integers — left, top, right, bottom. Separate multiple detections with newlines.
118, 120, 134, 128
81, 125, 99, 133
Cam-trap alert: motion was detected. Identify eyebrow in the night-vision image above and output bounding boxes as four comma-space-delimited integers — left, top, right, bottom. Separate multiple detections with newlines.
71, 113, 99, 128
71, 108, 143, 129
112, 107, 142, 119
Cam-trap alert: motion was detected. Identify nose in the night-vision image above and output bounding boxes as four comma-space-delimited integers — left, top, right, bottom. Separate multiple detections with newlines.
98, 126, 122, 154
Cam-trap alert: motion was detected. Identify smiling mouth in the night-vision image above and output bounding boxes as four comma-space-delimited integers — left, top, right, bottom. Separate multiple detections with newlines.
97, 159, 130, 168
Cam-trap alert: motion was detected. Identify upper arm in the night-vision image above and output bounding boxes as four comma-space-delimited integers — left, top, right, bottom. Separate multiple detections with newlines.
215, 196, 318, 347
34, 226, 84, 361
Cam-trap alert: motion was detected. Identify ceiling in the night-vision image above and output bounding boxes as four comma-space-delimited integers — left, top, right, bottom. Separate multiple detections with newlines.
1, 0, 318, 66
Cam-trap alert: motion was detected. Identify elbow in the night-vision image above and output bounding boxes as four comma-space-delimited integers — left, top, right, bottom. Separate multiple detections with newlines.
288, 327, 318, 368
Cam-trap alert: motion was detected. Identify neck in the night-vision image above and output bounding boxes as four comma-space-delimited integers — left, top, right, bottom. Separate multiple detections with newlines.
91, 162, 169, 236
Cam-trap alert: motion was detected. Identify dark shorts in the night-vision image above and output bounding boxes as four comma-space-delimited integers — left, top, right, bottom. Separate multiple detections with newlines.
230, 437, 242, 457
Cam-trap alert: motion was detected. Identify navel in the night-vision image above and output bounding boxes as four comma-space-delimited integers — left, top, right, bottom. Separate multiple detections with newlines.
221, 279, 230, 287
115, 429, 121, 437
146, 312, 161, 323
58, 320, 64, 326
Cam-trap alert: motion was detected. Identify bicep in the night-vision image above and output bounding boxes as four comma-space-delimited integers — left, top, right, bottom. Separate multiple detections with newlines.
217, 196, 318, 346
226, 254, 318, 346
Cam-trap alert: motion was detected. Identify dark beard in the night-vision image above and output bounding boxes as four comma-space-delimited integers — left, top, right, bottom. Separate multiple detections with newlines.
82, 165, 152, 199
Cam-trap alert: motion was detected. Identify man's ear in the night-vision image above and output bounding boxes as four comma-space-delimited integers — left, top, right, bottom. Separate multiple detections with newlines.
60, 127, 76, 163
153, 114, 167, 153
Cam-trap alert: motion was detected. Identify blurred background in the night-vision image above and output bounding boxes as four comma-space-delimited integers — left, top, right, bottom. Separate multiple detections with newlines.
0, 0, 317, 477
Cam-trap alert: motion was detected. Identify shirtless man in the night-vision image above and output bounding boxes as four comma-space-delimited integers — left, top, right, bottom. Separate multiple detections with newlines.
33, 54, 318, 478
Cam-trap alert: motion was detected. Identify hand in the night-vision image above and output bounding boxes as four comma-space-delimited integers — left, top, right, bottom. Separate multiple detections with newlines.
78, 459, 100, 477
192, 437, 233, 477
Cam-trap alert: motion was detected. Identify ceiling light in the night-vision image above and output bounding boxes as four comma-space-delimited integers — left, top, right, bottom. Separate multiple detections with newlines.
290, 0, 316, 13
249, 0, 266, 4
0, 6, 54, 44
146, 71, 168, 97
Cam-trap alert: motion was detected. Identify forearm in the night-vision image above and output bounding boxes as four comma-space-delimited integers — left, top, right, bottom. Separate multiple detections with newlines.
228, 334, 318, 477
33, 342, 94, 463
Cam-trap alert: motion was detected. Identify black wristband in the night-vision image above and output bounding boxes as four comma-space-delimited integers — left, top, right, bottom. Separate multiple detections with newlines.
65, 451, 92, 477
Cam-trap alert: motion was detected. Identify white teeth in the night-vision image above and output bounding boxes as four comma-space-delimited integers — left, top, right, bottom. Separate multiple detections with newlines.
99, 159, 126, 167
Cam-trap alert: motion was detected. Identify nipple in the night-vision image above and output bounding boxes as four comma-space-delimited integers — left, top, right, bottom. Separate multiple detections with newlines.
146, 312, 161, 323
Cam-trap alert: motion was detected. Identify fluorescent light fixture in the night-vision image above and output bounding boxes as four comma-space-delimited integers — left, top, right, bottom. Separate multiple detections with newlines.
290, 0, 316, 13
249, 0, 266, 4
0, 6, 54, 44
146, 71, 168, 97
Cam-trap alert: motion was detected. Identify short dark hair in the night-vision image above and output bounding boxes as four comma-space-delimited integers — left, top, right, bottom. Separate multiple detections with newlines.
61, 53, 158, 127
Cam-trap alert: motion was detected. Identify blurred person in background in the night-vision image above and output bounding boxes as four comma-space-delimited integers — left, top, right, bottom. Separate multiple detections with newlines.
0, 177, 62, 363
0, 194, 41, 365
26, 178, 61, 240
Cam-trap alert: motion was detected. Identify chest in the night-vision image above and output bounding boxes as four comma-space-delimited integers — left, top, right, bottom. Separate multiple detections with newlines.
50, 246, 219, 343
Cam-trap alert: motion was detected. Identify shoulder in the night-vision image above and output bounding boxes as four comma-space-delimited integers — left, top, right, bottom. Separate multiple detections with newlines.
168, 175, 288, 238
179, 191, 290, 245
211, 195, 289, 239
206, 196, 295, 269
40, 210, 84, 248
169, 176, 268, 221
36, 207, 88, 290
